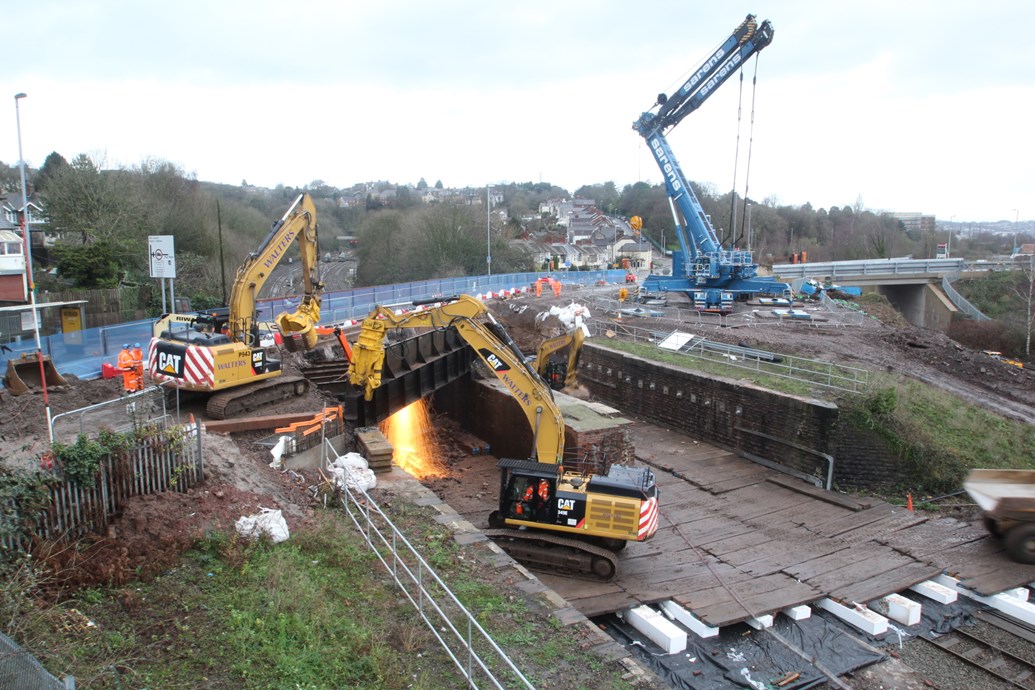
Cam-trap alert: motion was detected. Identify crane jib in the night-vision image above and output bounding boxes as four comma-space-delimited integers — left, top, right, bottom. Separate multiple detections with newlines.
680, 47, 728, 96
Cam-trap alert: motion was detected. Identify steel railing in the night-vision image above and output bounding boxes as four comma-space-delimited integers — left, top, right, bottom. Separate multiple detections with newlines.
587, 320, 870, 395
0, 631, 73, 690
328, 441, 535, 690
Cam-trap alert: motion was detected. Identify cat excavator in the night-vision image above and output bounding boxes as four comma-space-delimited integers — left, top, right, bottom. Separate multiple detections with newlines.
534, 328, 584, 390
149, 193, 324, 418
347, 294, 659, 579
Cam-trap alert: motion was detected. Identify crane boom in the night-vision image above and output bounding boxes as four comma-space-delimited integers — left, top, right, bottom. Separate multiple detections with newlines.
635, 15, 787, 312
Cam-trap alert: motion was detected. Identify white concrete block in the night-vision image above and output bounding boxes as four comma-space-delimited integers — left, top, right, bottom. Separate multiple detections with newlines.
782, 605, 812, 621
934, 574, 1035, 627
627, 605, 688, 654
658, 600, 719, 639
1005, 587, 1029, 602
870, 593, 922, 627
817, 598, 889, 636
910, 580, 958, 604
746, 614, 774, 630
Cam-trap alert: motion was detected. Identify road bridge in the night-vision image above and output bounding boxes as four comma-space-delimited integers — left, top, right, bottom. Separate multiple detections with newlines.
772, 258, 985, 331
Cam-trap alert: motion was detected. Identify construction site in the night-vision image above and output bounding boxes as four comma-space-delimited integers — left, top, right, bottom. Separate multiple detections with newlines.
2, 266, 1034, 689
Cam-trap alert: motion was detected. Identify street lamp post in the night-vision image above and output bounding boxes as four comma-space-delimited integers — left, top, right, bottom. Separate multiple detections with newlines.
14, 92, 53, 441
486, 185, 492, 278
948, 215, 955, 258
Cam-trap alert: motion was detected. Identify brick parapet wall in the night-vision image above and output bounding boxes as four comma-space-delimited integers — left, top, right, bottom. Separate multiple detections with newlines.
579, 344, 848, 486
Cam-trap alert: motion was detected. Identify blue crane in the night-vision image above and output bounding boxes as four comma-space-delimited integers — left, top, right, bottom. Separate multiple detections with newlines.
635, 14, 789, 312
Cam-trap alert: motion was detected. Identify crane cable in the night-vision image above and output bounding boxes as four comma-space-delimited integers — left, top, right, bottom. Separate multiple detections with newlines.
726, 70, 745, 247
735, 55, 762, 249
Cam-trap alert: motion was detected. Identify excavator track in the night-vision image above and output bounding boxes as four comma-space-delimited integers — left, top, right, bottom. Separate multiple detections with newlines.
206, 375, 310, 419
483, 528, 620, 581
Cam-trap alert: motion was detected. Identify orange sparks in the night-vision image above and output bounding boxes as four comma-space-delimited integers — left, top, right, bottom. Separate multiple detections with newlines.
380, 399, 449, 479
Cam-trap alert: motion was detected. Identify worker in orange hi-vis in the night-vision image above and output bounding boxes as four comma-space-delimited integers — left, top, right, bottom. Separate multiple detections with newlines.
131, 342, 145, 391
116, 344, 136, 396
535, 280, 543, 297
552, 279, 561, 298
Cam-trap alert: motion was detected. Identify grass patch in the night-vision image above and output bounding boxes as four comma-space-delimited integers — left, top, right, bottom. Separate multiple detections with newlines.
596, 338, 819, 396
840, 375, 1035, 494
9, 508, 636, 690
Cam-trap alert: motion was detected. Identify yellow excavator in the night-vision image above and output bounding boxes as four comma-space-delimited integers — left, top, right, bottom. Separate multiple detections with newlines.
149, 193, 324, 418
347, 294, 659, 579
534, 328, 584, 390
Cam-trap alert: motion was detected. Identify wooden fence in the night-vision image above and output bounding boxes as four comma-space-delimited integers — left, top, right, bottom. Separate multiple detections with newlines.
1, 424, 204, 552
42, 285, 152, 328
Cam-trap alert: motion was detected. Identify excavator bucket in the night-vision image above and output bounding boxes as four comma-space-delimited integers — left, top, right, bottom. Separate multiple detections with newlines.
3, 353, 69, 396
276, 295, 321, 352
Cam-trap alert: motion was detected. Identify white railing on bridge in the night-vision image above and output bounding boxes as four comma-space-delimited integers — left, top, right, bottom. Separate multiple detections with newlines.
773, 258, 965, 280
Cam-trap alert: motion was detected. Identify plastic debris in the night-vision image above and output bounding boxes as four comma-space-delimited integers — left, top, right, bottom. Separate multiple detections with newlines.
235, 507, 290, 543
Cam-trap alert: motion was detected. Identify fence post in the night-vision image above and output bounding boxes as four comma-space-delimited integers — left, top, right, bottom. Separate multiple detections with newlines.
196, 419, 204, 480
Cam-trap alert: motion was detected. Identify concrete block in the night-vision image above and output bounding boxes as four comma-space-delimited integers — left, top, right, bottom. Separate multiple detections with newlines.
870, 593, 921, 626
626, 605, 687, 654
746, 614, 774, 630
658, 600, 719, 639
817, 598, 888, 636
935, 574, 1035, 627
782, 605, 812, 621
910, 580, 958, 604
1005, 587, 1029, 602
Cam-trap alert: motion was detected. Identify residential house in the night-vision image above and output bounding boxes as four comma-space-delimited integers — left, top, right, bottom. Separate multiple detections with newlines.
0, 229, 27, 302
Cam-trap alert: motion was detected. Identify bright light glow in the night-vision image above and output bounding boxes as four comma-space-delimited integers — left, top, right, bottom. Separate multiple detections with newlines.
380, 399, 448, 479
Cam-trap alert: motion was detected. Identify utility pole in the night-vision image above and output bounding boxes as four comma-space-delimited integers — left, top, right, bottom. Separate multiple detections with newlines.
486, 185, 492, 277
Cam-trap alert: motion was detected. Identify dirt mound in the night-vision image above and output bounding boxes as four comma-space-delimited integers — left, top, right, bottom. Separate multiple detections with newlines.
34, 483, 282, 591
490, 299, 574, 353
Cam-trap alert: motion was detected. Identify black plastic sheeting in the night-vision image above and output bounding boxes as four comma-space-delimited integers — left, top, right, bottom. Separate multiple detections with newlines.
599, 612, 885, 690
599, 593, 989, 689
808, 591, 983, 648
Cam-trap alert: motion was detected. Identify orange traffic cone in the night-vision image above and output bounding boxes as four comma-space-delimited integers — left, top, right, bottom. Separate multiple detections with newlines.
906, 492, 914, 512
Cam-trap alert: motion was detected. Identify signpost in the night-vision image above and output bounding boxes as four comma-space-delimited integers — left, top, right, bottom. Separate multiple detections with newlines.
149, 235, 177, 313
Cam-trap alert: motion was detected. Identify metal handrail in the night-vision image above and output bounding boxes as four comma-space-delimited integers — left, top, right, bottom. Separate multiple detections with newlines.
588, 320, 869, 395
328, 440, 535, 690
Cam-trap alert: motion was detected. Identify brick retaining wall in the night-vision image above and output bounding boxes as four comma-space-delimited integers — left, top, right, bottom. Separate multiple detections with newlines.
578, 343, 904, 490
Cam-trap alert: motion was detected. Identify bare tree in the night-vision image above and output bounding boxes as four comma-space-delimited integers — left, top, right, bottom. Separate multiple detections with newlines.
1010, 255, 1035, 357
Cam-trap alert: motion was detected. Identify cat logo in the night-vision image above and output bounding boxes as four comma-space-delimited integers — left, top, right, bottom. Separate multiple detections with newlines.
479, 349, 510, 372
157, 351, 184, 377
557, 498, 576, 511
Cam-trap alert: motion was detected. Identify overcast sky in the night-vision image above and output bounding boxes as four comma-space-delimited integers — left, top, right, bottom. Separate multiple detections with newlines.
2, 1, 1032, 222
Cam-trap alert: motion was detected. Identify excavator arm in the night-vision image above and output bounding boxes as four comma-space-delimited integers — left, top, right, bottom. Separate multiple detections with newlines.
535, 328, 585, 390
227, 193, 323, 350
348, 295, 565, 465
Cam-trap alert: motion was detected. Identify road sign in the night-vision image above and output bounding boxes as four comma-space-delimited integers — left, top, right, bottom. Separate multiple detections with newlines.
149, 235, 177, 278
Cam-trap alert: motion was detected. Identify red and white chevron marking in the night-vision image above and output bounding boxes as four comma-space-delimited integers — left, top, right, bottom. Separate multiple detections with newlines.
639, 496, 659, 540
149, 341, 215, 387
